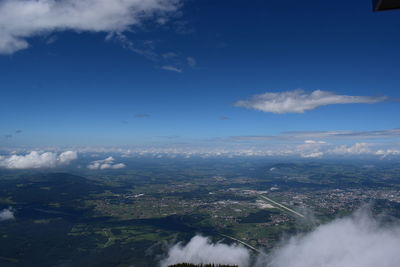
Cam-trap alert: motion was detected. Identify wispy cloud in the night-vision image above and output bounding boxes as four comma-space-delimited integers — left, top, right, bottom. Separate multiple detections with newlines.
186, 56, 197, 68
105, 24, 196, 72
162, 52, 179, 59
0, 150, 77, 169
220, 116, 231, 120
232, 128, 400, 141
161, 65, 182, 73
304, 140, 326, 144
107, 33, 159, 60
156, 135, 180, 139
234, 89, 387, 114
0, 0, 181, 54
159, 54, 196, 72
134, 113, 151, 118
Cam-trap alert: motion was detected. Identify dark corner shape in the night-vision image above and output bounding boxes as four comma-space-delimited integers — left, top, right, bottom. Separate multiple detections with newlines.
373, 0, 400, 11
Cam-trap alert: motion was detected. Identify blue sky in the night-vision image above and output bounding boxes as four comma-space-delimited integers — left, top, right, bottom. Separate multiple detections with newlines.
1, 0, 399, 152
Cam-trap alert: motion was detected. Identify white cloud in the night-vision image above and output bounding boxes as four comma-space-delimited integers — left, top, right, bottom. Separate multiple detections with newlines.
58, 150, 78, 164
262, 209, 400, 267
0, 207, 15, 221
304, 140, 327, 144
0, 150, 77, 169
87, 156, 126, 170
159, 210, 400, 267
161, 65, 182, 73
301, 142, 400, 158
160, 235, 250, 267
0, 0, 180, 54
4, 143, 398, 161
375, 149, 400, 158
110, 163, 126, 169
234, 89, 387, 114
329, 142, 371, 155
296, 140, 326, 158
162, 52, 178, 59
301, 151, 324, 158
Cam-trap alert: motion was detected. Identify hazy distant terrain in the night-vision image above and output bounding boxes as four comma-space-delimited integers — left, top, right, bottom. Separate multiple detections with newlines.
1, 157, 400, 266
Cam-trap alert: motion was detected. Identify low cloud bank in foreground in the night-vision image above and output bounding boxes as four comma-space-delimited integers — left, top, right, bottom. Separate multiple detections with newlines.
0, 151, 77, 169
0, 207, 15, 221
87, 156, 126, 170
234, 89, 387, 114
261, 209, 400, 267
160, 235, 251, 267
161, 209, 400, 267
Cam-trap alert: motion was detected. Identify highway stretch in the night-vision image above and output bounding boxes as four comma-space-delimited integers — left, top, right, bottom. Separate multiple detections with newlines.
220, 234, 264, 254
259, 195, 305, 218
218, 194, 305, 254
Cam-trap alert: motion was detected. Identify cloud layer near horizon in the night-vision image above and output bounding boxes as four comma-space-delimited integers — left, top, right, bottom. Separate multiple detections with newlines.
0, 150, 77, 169
234, 89, 387, 114
0, 0, 180, 54
232, 128, 400, 142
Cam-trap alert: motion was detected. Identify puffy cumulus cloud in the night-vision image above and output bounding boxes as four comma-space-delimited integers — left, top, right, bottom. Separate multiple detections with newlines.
0, 0, 181, 54
58, 150, 78, 164
160, 235, 251, 267
0, 151, 77, 169
87, 156, 126, 170
296, 140, 327, 158
0, 207, 15, 221
329, 142, 371, 155
234, 89, 387, 114
261, 209, 400, 267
